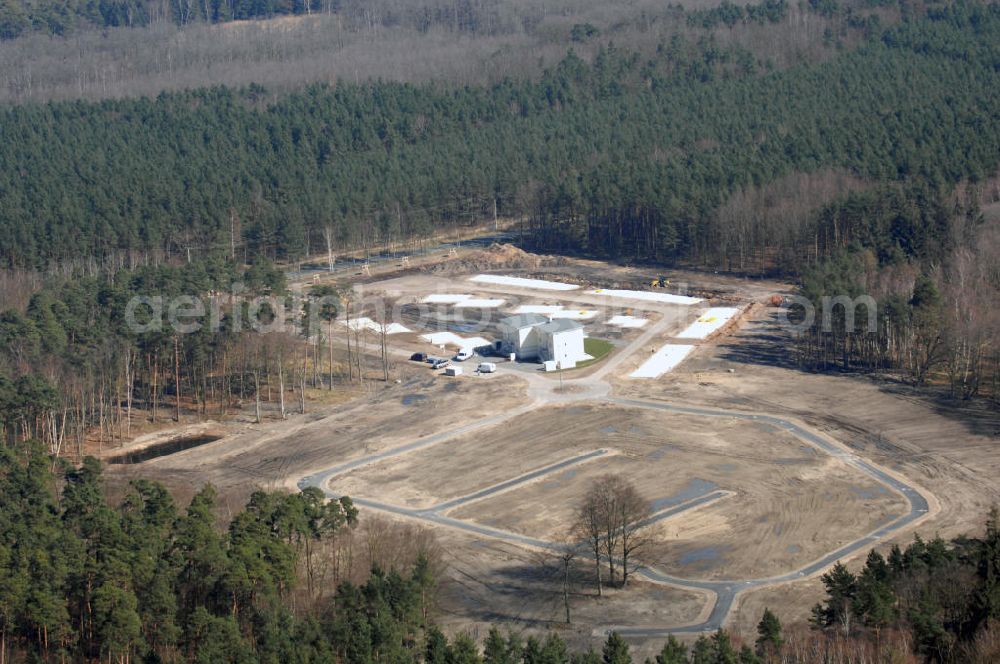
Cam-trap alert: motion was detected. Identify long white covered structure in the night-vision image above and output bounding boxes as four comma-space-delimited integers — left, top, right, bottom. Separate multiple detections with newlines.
470, 274, 579, 291
586, 288, 702, 305
629, 344, 695, 378
421, 331, 491, 349
677, 307, 741, 339
421, 293, 474, 304
513, 304, 597, 319
343, 318, 411, 334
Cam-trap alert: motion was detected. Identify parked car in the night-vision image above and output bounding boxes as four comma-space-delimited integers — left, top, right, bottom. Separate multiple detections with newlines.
430, 358, 450, 369
453, 349, 474, 361
477, 362, 497, 373
410, 352, 428, 362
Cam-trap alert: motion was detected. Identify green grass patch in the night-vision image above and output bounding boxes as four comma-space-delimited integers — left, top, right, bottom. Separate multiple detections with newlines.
570, 337, 614, 370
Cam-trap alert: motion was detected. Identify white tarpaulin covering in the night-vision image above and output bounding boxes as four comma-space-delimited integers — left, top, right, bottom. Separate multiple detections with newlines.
513, 304, 562, 314
514, 305, 597, 319
607, 315, 649, 329
587, 289, 702, 305
343, 317, 411, 334
629, 344, 695, 378
677, 307, 740, 339
422, 293, 473, 304
470, 274, 579, 291
453, 298, 506, 308
421, 332, 491, 349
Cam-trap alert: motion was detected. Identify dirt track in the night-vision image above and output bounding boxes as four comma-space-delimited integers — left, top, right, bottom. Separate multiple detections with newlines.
125, 374, 532, 505
114, 262, 999, 648
289, 269, 937, 637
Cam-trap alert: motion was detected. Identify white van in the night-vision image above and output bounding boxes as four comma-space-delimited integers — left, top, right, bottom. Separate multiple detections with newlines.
477, 362, 497, 374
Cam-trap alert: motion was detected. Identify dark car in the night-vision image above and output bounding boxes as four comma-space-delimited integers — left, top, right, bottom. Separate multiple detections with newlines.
410, 352, 428, 362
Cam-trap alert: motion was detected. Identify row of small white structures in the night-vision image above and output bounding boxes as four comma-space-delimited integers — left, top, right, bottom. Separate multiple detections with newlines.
345, 275, 737, 378
628, 307, 740, 378
467, 275, 737, 378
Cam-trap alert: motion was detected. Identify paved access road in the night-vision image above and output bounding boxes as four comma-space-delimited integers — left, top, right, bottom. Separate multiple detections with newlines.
298, 394, 931, 634
296, 288, 934, 635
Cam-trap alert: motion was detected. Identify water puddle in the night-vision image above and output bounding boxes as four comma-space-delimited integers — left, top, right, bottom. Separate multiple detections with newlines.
106, 434, 222, 464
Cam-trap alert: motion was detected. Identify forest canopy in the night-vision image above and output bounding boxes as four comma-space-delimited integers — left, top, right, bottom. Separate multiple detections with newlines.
1, 439, 999, 663
0, 0, 999, 270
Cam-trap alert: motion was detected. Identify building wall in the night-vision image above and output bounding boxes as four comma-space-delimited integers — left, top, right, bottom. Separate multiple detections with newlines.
517, 327, 541, 358
540, 327, 585, 368
500, 323, 541, 358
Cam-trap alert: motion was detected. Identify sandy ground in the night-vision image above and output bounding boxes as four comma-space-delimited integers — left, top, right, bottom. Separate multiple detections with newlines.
113, 373, 531, 506
612, 304, 1000, 631
399, 403, 906, 581
432, 529, 706, 653
114, 258, 999, 649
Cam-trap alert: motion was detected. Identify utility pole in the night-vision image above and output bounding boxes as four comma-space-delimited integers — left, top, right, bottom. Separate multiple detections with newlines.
300, 374, 306, 414
254, 371, 261, 424
173, 335, 181, 422
124, 349, 133, 438
329, 319, 335, 390
278, 349, 286, 420
151, 351, 158, 423
344, 293, 354, 382
379, 319, 390, 382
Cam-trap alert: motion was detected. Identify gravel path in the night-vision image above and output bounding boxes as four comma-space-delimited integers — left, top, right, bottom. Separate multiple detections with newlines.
297, 294, 935, 635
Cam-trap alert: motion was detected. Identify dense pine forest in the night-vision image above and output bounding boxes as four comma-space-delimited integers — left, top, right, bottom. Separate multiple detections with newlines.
2, 1, 999, 270
1, 442, 999, 663
1, 2, 999, 661
0, 0, 996, 462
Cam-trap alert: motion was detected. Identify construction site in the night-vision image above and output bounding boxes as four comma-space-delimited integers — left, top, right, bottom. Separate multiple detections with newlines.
104, 241, 1000, 655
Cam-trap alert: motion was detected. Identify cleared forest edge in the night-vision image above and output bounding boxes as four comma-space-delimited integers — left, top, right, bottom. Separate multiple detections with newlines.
0, 0, 883, 103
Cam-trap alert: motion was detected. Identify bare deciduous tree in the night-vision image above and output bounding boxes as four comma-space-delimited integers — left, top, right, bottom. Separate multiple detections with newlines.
615, 480, 652, 587
576, 490, 604, 596
575, 474, 652, 592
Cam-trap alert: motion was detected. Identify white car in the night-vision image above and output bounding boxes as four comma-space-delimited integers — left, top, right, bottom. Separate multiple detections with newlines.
454, 348, 474, 361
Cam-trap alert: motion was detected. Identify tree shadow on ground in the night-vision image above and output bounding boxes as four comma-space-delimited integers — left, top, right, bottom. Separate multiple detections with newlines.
440, 556, 595, 628
714, 310, 1000, 439
714, 309, 800, 370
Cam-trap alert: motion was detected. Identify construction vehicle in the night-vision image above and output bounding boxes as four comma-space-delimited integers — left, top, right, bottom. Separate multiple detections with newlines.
650, 276, 669, 288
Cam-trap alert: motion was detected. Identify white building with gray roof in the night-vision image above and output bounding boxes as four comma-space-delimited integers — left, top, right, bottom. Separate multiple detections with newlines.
496, 313, 587, 368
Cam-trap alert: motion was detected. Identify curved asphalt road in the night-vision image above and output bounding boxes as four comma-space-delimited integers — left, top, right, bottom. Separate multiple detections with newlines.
601, 397, 929, 635
295, 293, 934, 635
299, 393, 930, 634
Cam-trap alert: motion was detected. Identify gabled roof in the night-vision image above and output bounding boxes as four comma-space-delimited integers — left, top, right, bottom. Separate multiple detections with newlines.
538, 318, 583, 334
499, 313, 549, 329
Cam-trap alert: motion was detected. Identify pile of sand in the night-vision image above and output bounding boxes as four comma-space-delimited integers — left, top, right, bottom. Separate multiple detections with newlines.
428, 243, 562, 273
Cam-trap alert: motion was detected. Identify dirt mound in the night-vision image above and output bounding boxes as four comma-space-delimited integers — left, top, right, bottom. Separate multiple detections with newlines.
428, 243, 562, 273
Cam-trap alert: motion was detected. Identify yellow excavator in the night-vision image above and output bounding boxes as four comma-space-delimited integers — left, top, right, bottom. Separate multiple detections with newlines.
650, 276, 669, 288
